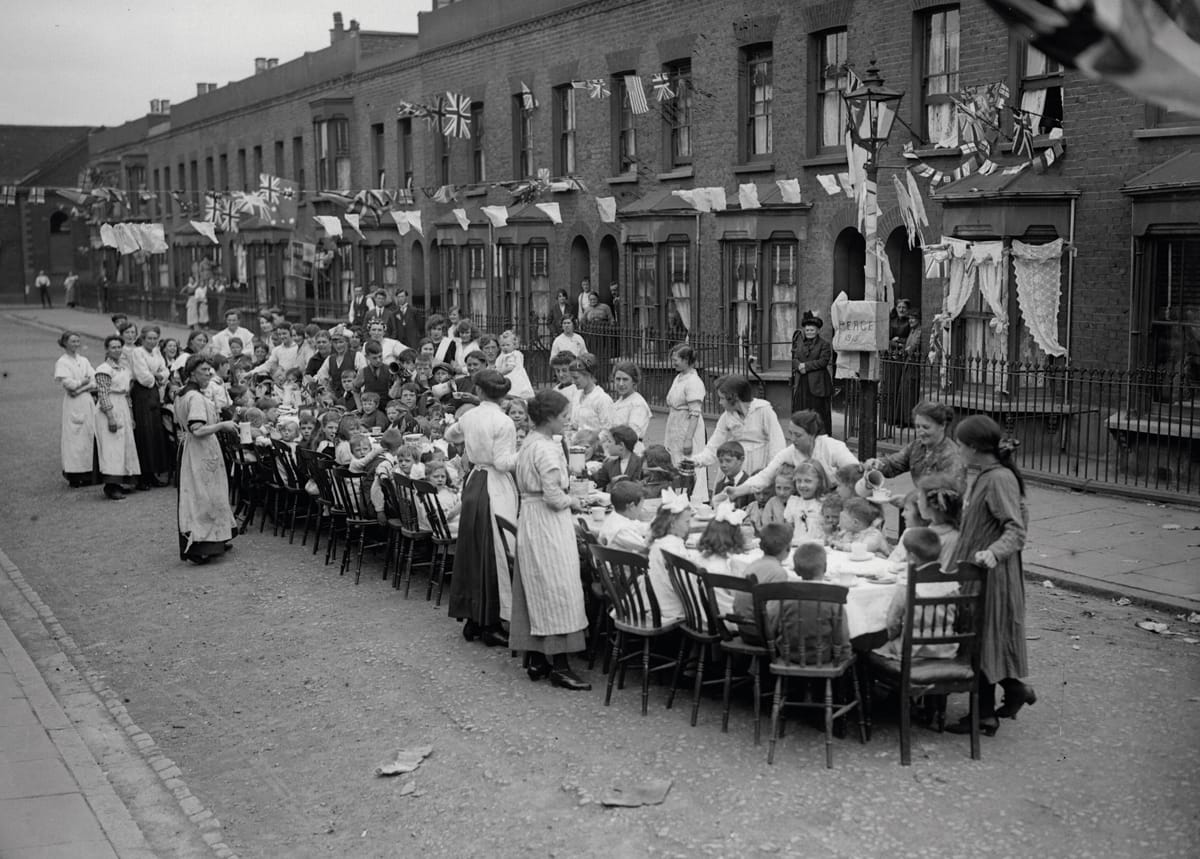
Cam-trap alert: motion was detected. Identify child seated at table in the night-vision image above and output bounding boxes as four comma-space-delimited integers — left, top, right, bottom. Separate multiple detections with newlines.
598, 479, 650, 554
333, 414, 362, 465
314, 412, 340, 455
695, 502, 749, 616
279, 368, 305, 412
732, 523, 794, 643
422, 461, 461, 538
830, 497, 890, 557
821, 493, 844, 540
874, 526, 960, 660
789, 462, 829, 546
395, 443, 426, 480
744, 484, 774, 534
594, 425, 642, 490
776, 542, 851, 665
761, 473, 797, 528
357, 391, 390, 432
710, 441, 750, 506
833, 462, 864, 501
385, 398, 421, 434
640, 444, 679, 497
365, 428, 402, 521
644, 489, 694, 621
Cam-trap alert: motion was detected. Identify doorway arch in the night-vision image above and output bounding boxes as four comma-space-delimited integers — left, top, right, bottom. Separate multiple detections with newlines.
833, 227, 866, 301
598, 234, 619, 307
410, 239, 425, 311
884, 227, 922, 312
570, 236, 590, 298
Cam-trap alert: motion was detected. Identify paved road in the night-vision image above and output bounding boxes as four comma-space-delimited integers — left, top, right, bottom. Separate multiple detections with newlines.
1, 313, 1199, 858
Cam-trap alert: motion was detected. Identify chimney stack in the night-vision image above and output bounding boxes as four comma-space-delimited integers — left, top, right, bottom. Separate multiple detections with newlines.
160, 99, 170, 113
150, 99, 161, 114
197, 82, 208, 96
255, 57, 267, 74
208, 83, 218, 92
349, 18, 359, 32
331, 11, 344, 43
267, 58, 278, 69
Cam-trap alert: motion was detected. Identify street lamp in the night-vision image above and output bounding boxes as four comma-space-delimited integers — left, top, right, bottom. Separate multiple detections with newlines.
842, 58, 903, 461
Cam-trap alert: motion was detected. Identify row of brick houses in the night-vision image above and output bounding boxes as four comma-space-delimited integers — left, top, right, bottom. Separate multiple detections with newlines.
12, 0, 1198, 495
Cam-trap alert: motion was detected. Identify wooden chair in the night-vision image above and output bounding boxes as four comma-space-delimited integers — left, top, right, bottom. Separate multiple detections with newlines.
307, 456, 345, 565
867, 561, 989, 765
660, 550, 726, 727
329, 468, 384, 584
271, 440, 309, 543
411, 478, 456, 605
575, 518, 610, 673
496, 515, 517, 580
393, 473, 432, 596
294, 447, 332, 549
755, 581, 867, 768
377, 472, 410, 585
704, 572, 770, 745
588, 545, 680, 716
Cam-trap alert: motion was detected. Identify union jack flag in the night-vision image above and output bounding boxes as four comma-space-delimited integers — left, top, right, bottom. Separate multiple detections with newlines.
442, 92, 472, 139
1011, 107, 1034, 161
521, 82, 538, 112
258, 173, 294, 205
651, 72, 674, 102
586, 79, 610, 100
205, 191, 239, 233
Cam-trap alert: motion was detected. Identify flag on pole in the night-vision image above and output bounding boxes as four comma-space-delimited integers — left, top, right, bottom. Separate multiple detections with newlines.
442, 92, 472, 138
1011, 107, 1035, 160
624, 75, 649, 114
520, 82, 538, 112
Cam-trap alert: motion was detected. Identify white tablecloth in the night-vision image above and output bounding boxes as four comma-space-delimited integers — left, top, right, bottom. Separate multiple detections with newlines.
728, 548, 896, 639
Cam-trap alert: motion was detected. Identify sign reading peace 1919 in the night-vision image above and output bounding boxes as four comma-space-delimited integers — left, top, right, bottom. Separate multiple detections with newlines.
830, 297, 891, 353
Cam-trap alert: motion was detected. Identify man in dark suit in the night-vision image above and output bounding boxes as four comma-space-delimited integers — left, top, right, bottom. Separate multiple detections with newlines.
348, 285, 371, 326
390, 288, 422, 348
594, 425, 643, 490
364, 287, 394, 335
711, 440, 751, 507
791, 311, 834, 436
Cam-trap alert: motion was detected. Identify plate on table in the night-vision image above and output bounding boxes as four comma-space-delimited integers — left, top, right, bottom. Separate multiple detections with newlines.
846, 553, 876, 564
860, 572, 898, 585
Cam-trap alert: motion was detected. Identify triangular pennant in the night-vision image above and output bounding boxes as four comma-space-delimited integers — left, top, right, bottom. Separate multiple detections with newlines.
452, 208, 470, 231
190, 220, 219, 244
344, 213, 365, 239
534, 202, 562, 224
480, 205, 509, 227
313, 215, 343, 237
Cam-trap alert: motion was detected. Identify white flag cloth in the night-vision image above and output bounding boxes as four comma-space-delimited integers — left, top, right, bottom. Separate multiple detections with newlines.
313, 215, 343, 237
405, 210, 422, 236
595, 196, 617, 223
190, 220, 219, 244
143, 223, 169, 253
738, 183, 761, 210
672, 189, 710, 212
704, 187, 727, 211
344, 213, 365, 239
452, 208, 470, 231
481, 205, 509, 227
99, 223, 119, 248
390, 209, 411, 236
817, 174, 841, 196
776, 178, 802, 203
837, 173, 854, 198
535, 202, 562, 224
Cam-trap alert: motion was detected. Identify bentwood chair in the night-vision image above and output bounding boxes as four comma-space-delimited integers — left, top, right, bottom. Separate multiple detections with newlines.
755, 581, 867, 768
330, 468, 384, 584
867, 561, 989, 765
704, 572, 770, 745
294, 447, 332, 549
393, 473, 432, 596
660, 550, 726, 727
588, 545, 680, 716
412, 478, 456, 605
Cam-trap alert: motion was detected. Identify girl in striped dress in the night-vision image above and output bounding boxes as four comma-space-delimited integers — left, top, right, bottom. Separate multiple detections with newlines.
509, 389, 591, 691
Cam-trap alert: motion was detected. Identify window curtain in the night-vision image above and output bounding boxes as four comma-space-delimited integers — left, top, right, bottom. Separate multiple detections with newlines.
671, 279, 691, 331
1013, 238, 1067, 357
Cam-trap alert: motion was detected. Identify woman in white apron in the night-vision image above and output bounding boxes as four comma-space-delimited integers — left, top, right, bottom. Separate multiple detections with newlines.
93, 336, 141, 500
54, 331, 96, 487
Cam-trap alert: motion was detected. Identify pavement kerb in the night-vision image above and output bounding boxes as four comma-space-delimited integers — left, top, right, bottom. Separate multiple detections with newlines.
1023, 562, 1200, 616
0, 546, 239, 859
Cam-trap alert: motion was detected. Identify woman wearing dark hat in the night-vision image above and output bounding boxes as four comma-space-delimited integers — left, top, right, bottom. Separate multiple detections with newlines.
791, 311, 833, 437
444, 369, 519, 647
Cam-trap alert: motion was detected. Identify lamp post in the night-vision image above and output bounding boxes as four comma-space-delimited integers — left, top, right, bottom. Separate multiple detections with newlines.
842, 58, 903, 461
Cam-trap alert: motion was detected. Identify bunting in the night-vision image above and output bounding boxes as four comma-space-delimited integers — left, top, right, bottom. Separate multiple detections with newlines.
190, 220, 219, 244
595, 196, 617, 223
738, 183, 761, 210
534, 202, 562, 224
624, 75, 649, 114
775, 179, 802, 204
480, 205, 509, 227
343, 213, 365, 240
1011, 107, 1035, 160
204, 191, 239, 233
520, 82, 538, 112
313, 215, 343, 237
452, 208, 470, 231
651, 72, 675, 102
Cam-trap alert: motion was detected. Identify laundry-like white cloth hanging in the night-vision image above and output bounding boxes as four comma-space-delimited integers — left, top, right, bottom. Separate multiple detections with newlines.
452, 208, 470, 231
1013, 238, 1068, 357
313, 215, 343, 237
738, 183, 761, 210
480, 205, 509, 228
535, 202, 562, 224
776, 178, 802, 203
595, 196, 617, 223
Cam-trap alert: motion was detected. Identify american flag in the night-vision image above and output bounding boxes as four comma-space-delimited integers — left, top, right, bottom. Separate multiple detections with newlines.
442, 92, 472, 139
624, 75, 649, 114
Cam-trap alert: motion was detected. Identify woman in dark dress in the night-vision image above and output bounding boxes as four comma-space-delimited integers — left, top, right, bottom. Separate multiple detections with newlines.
791, 311, 833, 439
128, 325, 172, 487
444, 370, 519, 647
945, 415, 1036, 737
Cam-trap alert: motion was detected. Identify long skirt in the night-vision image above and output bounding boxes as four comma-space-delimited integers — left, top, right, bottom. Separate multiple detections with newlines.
509, 497, 587, 656
95, 398, 140, 483
664, 408, 709, 502
176, 429, 235, 561
792, 381, 833, 439
131, 383, 172, 476
61, 393, 95, 483
448, 466, 518, 626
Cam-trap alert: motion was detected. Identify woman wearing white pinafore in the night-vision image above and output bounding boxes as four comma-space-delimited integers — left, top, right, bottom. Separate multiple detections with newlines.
54, 331, 96, 487
663, 344, 709, 502
93, 335, 141, 499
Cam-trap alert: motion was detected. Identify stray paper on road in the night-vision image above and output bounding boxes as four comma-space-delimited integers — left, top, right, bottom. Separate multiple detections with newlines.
375, 745, 433, 777
601, 778, 673, 807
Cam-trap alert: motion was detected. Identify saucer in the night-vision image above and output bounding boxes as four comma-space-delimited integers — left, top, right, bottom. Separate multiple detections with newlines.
869, 492, 893, 503
847, 553, 874, 563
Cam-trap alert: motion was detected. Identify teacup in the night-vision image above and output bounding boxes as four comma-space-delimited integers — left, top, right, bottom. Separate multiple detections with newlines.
849, 541, 872, 562
590, 506, 607, 523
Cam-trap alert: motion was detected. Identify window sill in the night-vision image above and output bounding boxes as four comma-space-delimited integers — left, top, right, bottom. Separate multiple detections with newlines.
606, 173, 639, 185
998, 133, 1065, 153
1133, 125, 1200, 139
462, 187, 488, 198
908, 146, 961, 158
801, 153, 848, 167
656, 166, 694, 181
732, 161, 775, 175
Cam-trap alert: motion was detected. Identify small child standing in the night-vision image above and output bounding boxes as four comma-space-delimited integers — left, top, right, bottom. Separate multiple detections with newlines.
494, 330, 535, 399
788, 462, 829, 545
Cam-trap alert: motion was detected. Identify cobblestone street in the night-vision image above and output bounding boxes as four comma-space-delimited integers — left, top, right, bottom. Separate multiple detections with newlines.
3, 314, 1199, 857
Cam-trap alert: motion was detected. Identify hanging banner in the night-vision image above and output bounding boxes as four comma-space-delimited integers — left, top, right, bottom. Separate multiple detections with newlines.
286, 240, 316, 280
